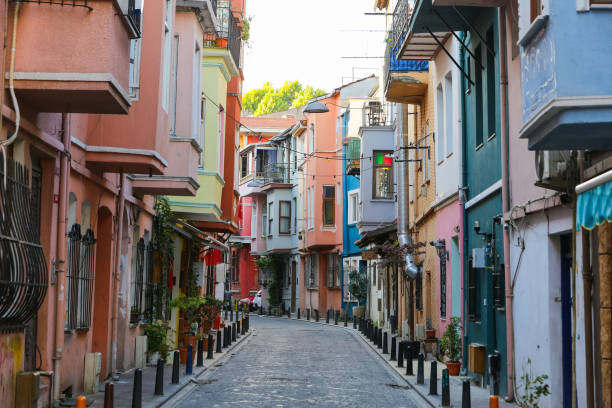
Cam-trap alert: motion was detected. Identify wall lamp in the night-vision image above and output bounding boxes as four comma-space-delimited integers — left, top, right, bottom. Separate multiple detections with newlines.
303, 101, 330, 114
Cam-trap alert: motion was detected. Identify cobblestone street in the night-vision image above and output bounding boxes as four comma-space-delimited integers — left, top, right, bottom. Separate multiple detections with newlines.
174, 316, 427, 407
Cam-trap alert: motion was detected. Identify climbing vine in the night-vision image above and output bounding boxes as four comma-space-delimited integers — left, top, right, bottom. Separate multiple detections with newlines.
151, 197, 175, 321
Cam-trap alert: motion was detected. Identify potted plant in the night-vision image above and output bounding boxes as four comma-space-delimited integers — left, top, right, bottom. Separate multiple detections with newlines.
440, 316, 462, 376
347, 267, 367, 318
425, 317, 436, 339
144, 321, 172, 366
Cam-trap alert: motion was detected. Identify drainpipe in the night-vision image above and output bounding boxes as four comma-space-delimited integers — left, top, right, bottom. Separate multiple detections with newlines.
498, 6, 515, 401
53, 113, 70, 399
397, 104, 418, 280
111, 172, 125, 376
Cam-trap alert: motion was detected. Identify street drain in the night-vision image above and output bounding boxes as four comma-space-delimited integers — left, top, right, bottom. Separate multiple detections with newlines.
386, 384, 411, 390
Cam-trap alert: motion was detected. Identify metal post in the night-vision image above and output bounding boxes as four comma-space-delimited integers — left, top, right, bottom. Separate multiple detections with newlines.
344, 313, 347, 327
462, 379, 471, 408
429, 360, 438, 395
326, 309, 330, 324
406, 343, 414, 376
216, 330, 222, 353
397, 341, 404, 368
353, 315, 356, 329
171, 352, 179, 384
207, 333, 214, 359
383, 332, 388, 354
307, 308, 310, 320
287, 308, 291, 318
297, 308, 301, 319
237, 320, 241, 337
334, 310, 338, 325
390, 336, 397, 361
154, 359, 164, 395
196, 339, 204, 367
132, 368, 142, 408
441, 369, 450, 406
315, 309, 319, 322
104, 382, 114, 408
241, 319, 246, 335
224, 308, 228, 320
378, 328, 383, 348
232, 323, 236, 342
186, 345, 193, 375
417, 352, 425, 384
235, 309, 239, 322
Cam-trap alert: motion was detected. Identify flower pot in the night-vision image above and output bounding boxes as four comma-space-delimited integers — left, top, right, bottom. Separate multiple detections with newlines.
184, 334, 197, 349
179, 347, 188, 364
202, 336, 215, 351
446, 361, 461, 376
425, 329, 436, 339
215, 37, 228, 47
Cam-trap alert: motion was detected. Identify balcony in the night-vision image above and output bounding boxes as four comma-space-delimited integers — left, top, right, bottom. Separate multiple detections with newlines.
10, 0, 134, 114
345, 137, 361, 176
256, 163, 291, 186
204, 2, 241, 69
362, 101, 393, 128
176, 0, 218, 34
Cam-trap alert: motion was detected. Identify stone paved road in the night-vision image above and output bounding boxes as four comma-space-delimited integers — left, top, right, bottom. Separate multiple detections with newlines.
176, 316, 427, 408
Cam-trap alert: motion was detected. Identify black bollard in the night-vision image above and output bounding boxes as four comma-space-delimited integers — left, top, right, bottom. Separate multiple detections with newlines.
196, 339, 204, 367
461, 379, 471, 408
315, 309, 320, 322
383, 332, 389, 354
344, 313, 347, 327
216, 330, 222, 353
241, 319, 246, 335
230, 306, 234, 321
104, 382, 114, 408
334, 311, 339, 325
186, 345, 193, 375
237, 320, 241, 337
287, 308, 291, 318
397, 341, 404, 368
154, 359, 164, 395
235, 309, 239, 322
259, 305, 262, 315
246, 315, 250, 331
326, 309, 330, 324
353, 315, 356, 329
232, 323, 236, 342
307, 308, 310, 320
298, 308, 301, 319
171, 351, 179, 384
207, 333, 214, 359
429, 360, 438, 395
378, 328, 383, 349
405, 343, 414, 376
390, 336, 397, 361
417, 352, 425, 384
441, 369, 450, 406
132, 368, 142, 408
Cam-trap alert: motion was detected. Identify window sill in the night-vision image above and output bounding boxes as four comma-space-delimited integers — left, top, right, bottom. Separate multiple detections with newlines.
518, 15, 549, 48
371, 198, 394, 202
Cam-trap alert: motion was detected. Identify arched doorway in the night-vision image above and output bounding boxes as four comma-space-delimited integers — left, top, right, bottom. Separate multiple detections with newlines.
92, 206, 113, 380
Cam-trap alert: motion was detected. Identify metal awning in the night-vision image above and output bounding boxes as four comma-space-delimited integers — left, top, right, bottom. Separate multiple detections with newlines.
173, 218, 229, 252
576, 169, 612, 231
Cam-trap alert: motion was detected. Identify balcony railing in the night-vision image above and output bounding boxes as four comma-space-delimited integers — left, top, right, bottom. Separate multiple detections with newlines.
392, 0, 410, 55
211, 2, 241, 68
256, 163, 291, 185
126, 0, 142, 38
345, 137, 361, 176
383, 31, 429, 94
362, 101, 392, 128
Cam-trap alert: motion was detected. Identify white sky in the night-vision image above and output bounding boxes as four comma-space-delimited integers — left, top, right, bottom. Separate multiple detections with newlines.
242, 0, 389, 94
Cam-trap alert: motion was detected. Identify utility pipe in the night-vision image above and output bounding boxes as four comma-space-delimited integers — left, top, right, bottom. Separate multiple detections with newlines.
498, 6, 515, 401
110, 172, 125, 376
53, 113, 70, 399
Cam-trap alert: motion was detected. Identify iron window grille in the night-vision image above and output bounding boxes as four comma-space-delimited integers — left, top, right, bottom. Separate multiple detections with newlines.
326, 254, 340, 288
0, 158, 48, 331
65, 224, 96, 331
306, 254, 318, 290
440, 257, 447, 319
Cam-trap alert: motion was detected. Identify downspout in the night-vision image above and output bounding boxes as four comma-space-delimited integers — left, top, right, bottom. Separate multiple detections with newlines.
111, 172, 125, 376
397, 105, 418, 280
498, 6, 515, 401
53, 113, 70, 399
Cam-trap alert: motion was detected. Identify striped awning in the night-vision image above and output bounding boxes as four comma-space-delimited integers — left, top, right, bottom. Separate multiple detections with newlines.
576, 170, 612, 230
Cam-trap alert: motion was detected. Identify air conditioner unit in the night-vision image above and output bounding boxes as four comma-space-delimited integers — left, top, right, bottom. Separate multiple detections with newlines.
535, 150, 571, 191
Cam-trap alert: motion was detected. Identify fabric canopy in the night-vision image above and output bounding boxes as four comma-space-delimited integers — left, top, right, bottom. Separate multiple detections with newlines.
577, 178, 612, 230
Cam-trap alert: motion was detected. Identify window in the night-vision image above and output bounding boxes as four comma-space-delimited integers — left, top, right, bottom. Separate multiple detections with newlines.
279, 201, 291, 234
131, 236, 144, 324
231, 252, 239, 283
436, 84, 445, 162
218, 107, 225, 177
169, 35, 180, 137
292, 198, 297, 232
486, 28, 496, 140
373, 151, 393, 199
444, 73, 454, 156
309, 124, 314, 154
268, 202, 273, 236
323, 185, 335, 226
192, 45, 201, 140
128, 39, 142, 99
348, 190, 360, 224
475, 44, 484, 148
262, 202, 267, 236
530, 0, 542, 22
241, 154, 248, 178
65, 224, 96, 330
306, 254, 319, 289
199, 97, 206, 167
252, 203, 257, 236
308, 187, 314, 230
326, 254, 340, 288
161, 0, 173, 111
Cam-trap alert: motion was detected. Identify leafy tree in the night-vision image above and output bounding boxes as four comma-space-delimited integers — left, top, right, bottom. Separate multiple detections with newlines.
243, 81, 273, 113
348, 268, 368, 306
243, 81, 327, 116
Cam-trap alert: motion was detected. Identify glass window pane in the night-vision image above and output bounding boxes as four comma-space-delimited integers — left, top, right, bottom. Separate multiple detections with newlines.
280, 218, 290, 233
375, 167, 392, 198
280, 201, 290, 217
324, 200, 334, 225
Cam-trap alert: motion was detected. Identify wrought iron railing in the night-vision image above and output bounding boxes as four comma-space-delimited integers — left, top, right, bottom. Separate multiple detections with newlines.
131, 238, 145, 323
392, 0, 411, 57
362, 100, 392, 127
213, 3, 242, 68
0, 157, 48, 331
65, 224, 96, 331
